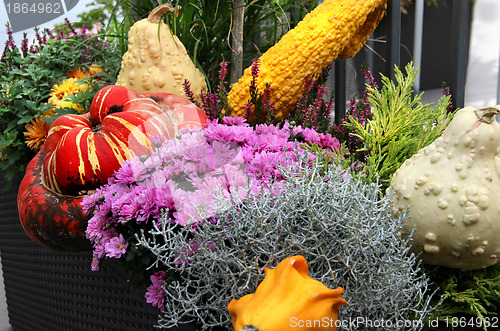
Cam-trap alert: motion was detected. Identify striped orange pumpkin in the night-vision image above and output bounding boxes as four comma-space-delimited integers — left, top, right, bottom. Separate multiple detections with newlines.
17, 149, 91, 251
17, 85, 208, 251
42, 85, 208, 195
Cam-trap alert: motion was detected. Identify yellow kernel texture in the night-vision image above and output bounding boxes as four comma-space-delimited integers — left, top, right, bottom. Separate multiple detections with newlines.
227, 0, 387, 120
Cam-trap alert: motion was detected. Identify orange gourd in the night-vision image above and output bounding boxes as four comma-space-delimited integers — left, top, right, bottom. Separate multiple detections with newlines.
228, 255, 346, 330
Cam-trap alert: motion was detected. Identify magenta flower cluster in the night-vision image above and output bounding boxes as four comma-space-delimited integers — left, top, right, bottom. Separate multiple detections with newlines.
82, 117, 341, 285
82, 124, 248, 271
145, 271, 168, 311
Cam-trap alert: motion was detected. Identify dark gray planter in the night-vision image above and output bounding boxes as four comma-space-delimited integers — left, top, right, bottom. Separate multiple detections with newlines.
0, 177, 197, 330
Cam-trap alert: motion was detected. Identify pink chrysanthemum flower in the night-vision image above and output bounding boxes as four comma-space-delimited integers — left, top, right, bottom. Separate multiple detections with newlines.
104, 234, 128, 258
145, 271, 168, 311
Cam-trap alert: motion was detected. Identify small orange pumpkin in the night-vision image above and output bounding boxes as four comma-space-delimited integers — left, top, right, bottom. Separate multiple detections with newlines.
227, 255, 346, 331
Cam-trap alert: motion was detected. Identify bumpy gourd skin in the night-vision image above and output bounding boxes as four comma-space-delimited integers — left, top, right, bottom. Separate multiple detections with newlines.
116, 5, 207, 98
227, 0, 387, 120
227, 255, 346, 330
390, 106, 500, 270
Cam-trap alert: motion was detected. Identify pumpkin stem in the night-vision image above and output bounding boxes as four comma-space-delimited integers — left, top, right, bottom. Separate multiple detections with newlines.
475, 106, 500, 124
148, 4, 175, 24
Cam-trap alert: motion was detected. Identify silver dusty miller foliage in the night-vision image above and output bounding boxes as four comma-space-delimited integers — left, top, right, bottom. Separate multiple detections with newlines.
136, 152, 436, 330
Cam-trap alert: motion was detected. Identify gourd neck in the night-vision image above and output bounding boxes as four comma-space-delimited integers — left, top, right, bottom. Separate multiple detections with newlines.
475, 106, 500, 124
148, 4, 175, 24
242, 326, 259, 331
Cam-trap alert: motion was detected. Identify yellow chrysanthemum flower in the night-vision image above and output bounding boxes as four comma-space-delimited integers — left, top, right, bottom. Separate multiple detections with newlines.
24, 117, 51, 151
45, 65, 102, 115
67, 64, 102, 80
47, 78, 89, 114
41, 108, 56, 117
88, 64, 103, 78
49, 78, 84, 100
50, 98, 85, 113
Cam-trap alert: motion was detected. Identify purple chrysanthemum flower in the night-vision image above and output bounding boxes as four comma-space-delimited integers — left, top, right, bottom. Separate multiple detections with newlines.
114, 158, 149, 184
145, 271, 168, 311
222, 116, 248, 127
104, 234, 128, 258
83, 118, 343, 276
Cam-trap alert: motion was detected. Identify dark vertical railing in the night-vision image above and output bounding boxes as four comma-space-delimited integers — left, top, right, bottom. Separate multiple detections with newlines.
334, 60, 347, 124
334, 0, 402, 122
333, 0, 470, 122
386, 0, 401, 81
451, 0, 470, 109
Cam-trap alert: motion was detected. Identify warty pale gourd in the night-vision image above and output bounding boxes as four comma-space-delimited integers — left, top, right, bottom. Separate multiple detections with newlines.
116, 4, 207, 98
389, 106, 500, 270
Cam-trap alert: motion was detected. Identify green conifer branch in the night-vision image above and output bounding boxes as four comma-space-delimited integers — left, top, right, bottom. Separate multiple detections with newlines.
346, 62, 453, 190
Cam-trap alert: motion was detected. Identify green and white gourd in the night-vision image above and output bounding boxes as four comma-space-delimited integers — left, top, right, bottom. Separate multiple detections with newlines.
389, 106, 500, 270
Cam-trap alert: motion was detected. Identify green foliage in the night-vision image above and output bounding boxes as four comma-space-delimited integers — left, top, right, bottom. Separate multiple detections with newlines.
1, 48, 52, 182
0, 23, 122, 187
96, 0, 320, 89
138, 151, 435, 329
346, 62, 453, 191
427, 264, 500, 329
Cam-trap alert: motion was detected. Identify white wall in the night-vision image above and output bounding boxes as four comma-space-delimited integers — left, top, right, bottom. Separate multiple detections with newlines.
465, 0, 500, 107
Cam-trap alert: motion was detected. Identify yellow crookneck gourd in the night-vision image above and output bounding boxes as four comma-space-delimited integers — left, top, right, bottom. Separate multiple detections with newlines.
116, 4, 207, 98
390, 106, 500, 270
227, 255, 346, 331
227, 0, 387, 120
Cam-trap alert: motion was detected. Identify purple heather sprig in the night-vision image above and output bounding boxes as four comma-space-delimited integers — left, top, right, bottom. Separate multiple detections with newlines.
183, 61, 231, 120
261, 82, 276, 122
242, 58, 278, 125
332, 65, 375, 162
250, 58, 260, 80
182, 80, 201, 107
362, 65, 379, 90
217, 61, 229, 96
291, 68, 334, 133
45, 27, 55, 39
65, 17, 78, 35
244, 58, 261, 120
20, 33, 29, 58
6, 24, 16, 50
1, 24, 16, 62
201, 92, 220, 119
441, 83, 454, 113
